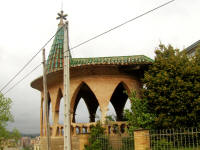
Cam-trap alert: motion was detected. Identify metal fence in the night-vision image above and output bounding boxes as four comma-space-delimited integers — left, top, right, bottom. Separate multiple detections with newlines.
95, 135, 134, 150
150, 128, 200, 150
89, 128, 200, 150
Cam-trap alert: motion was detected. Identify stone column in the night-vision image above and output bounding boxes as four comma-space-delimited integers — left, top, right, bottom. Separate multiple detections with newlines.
101, 106, 108, 124
134, 129, 150, 150
42, 94, 47, 136
40, 97, 44, 136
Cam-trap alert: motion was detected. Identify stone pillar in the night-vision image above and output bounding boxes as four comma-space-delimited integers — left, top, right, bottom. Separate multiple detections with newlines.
40, 97, 44, 136
59, 127, 62, 136
43, 97, 47, 136
134, 129, 150, 150
100, 106, 108, 124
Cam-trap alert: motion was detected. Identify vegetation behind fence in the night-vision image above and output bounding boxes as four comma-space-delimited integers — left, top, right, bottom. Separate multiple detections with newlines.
150, 128, 200, 150
95, 135, 134, 150
92, 128, 200, 150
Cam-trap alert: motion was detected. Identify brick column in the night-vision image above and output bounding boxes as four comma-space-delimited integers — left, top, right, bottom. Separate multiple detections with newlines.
78, 134, 89, 150
134, 129, 150, 150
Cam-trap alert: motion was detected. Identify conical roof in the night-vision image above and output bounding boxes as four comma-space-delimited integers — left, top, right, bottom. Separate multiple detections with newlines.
46, 26, 65, 73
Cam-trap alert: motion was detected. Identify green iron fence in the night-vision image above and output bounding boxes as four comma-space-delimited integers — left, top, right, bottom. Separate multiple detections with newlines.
87, 128, 200, 150
150, 128, 200, 150
95, 135, 134, 150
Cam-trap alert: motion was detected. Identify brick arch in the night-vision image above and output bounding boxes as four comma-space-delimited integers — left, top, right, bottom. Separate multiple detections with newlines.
54, 88, 63, 124
120, 81, 131, 95
47, 92, 53, 125
70, 81, 100, 112
70, 81, 84, 112
55, 88, 63, 112
42, 92, 52, 136
42, 92, 52, 118
47, 92, 51, 110
70, 81, 100, 123
78, 77, 133, 123
109, 81, 130, 121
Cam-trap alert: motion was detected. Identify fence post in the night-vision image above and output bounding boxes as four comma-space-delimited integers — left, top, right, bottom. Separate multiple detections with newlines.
134, 129, 150, 150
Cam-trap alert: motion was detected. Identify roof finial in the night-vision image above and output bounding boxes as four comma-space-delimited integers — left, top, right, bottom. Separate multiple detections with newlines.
56, 10, 67, 27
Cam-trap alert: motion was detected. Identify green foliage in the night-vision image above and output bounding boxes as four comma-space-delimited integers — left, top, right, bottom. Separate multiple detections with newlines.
106, 115, 115, 122
0, 93, 21, 149
84, 121, 112, 150
120, 136, 134, 150
0, 124, 10, 141
142, 44, 200, 129
0, 127, 21, 149
124, 91, 155, 132
0, 93, 13, 127
10, 128, 21, 143
152, 139, 173, 150
22, 146, 32, 150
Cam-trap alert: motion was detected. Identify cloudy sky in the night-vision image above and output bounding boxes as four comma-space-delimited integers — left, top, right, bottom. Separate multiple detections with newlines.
0, 0, 200, 134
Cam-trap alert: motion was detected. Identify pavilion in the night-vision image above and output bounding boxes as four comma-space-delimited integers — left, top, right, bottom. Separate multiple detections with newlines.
31, 11, 153, 150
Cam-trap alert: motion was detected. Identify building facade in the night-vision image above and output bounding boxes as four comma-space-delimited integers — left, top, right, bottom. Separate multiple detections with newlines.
186, 40, 200, 57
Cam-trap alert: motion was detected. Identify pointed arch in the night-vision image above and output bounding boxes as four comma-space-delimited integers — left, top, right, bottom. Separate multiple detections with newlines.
55, 88, 63, 112
124, 98, 131, 111
47, 92, 53, 125
71, 81, 84, 112
109, 82, 129, 121
75, 98, 90, 123
53, 88, 63, 124
95, 106, 102, 122
58, 97, 64, 124
107, 102, 117, 121
120, 81, 131, 95
71, 82, 100, 123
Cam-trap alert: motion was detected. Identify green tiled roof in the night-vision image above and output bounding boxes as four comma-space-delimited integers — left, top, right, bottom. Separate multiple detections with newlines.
70, 55, 153, 67
46, 27, 153, 73
47, 26, 65, 73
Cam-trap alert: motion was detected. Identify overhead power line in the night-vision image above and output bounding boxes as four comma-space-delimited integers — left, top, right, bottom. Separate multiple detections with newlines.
1, 0, 175, 94
0, 26, 64, 93
68, 0, 175, 52
3, 64, 42, 95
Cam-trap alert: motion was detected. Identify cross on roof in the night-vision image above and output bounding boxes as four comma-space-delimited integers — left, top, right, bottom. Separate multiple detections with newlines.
56, 10, 67, 25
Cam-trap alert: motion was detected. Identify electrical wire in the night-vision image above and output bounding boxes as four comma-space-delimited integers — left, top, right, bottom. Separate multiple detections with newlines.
67, 0, 175, 52
1, 0, 175, 94
0, 26, 64, 93
3, 64, 42, 95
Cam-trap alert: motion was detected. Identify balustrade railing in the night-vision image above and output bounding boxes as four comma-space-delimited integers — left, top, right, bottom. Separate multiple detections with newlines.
48, 121, 128, 137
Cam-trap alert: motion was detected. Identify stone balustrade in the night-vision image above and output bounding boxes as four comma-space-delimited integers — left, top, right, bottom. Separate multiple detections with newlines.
47, 121, 128, 137
104, 121, 128, 136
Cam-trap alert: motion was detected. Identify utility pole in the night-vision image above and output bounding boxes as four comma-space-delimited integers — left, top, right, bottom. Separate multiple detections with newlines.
63, 20, 72, 150
42, 48, 51, 150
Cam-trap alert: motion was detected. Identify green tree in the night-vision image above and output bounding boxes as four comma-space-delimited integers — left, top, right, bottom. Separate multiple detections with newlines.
0, 93, 14, 149
142, 44, 200, 129
0, 93, 13, 127
0, 93, 21, 149
84, 121, 112, 150
11, 128, 21, 144
0, 125, 10, 149
124, 91, 155, 133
